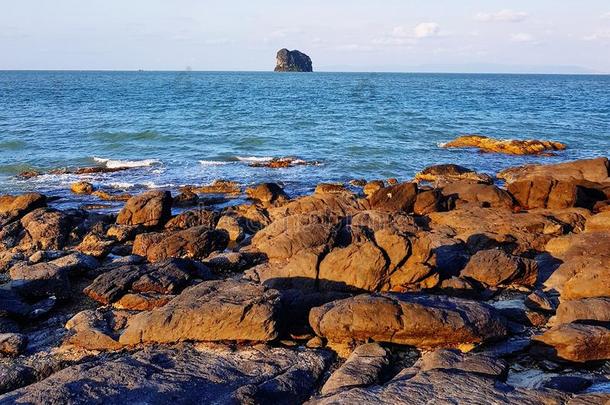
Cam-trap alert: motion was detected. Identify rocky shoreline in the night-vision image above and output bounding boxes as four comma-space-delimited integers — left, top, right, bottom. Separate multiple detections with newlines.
0, 156, 609, 403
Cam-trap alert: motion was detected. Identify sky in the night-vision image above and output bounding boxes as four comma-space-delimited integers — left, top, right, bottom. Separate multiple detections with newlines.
2, 0, 610, 73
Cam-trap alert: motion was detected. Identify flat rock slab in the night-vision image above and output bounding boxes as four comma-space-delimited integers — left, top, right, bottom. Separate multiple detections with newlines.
0, 345, 333, 405
310, 366, 570, 404
83, 258, 211, 305
533, 323, 610, 363
119, 280, 281, 345
309, 293, 507, 350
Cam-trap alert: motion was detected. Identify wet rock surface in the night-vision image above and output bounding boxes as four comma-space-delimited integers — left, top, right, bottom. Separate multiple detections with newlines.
0, 156, 609, 403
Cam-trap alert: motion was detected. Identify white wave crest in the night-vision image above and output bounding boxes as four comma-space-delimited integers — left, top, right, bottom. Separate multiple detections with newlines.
199, 160, 230, 166
93, 157, 159, 168
235, 156, 273, 163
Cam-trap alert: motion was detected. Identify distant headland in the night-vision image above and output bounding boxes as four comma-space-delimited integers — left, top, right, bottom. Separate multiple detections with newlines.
274, 48, 313, 72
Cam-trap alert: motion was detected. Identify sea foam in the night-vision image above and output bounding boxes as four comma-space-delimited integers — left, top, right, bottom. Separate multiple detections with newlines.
93, 157, 159, 169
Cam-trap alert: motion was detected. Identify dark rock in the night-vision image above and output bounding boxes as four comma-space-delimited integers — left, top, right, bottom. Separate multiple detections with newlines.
0, 333, 27, 356
0, 345, 332, 404
9, 262, 71, 300
415, 164, 493, 185
508, 177, 607, 210
164, 209, 220, 231
413, 189, 446, 215
132, 226, 228, 262
441, 182, 514, 209
274, 48, 313, 72
172, 190, 198, 207
116, 191, 172, 228
369, 182, 418, 213
84, 258, 211, 305
246, 183, 289, 205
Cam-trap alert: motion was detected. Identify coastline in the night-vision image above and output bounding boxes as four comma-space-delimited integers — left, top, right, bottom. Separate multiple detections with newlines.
0, 154, 609, 402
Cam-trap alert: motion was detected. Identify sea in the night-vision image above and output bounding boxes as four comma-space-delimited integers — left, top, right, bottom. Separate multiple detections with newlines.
0, 71, 608, 210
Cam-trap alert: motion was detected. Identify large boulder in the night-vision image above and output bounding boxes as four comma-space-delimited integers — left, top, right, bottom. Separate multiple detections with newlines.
441, 182, 514, 209
132, 226, 229, 262
246, 183, 289, 205
274, 48, 313, 72
369, 182, 418, 213
553, 298, 610, 325
19, 208, 70, 250
116, 191, 172, 228
442, 135, 566, 155
460, 249, 538, 287
9, 262, 70, 299
428, 206, 587, 254
0, 345, 332, 404
508, 177, 607, 210
498, 157, 609, 183
533, 323, 610, 362
0, 193, 46, 225
309, 293, 507, 351
119, 280, 280, 344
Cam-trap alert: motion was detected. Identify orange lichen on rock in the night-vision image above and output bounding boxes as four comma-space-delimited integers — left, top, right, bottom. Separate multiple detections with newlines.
442, 135, 566, 156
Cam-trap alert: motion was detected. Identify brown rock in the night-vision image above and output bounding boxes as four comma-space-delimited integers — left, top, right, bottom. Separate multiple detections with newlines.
498, 157, 609, 184
133, 226, 228, 262
113, 292, 174, 311
585, 211, 610, 232
0, 193, 46, 222
172, 190, 198, 207
369, 182, 418, 213
92, 190, 132, 201
442, 182, 514, 209
363, 181, 384, 198
164, 209, 219, 231
415, 164, 493, 185
309, 293, 507, 350
106, 224, 140, 242
553, 297, 610, 325
442, 134, 566, 155
70, 181, 94, 195
320, 343, 389, 395
116, 191, 172, 228
64, 308, 128, 351
315, 183, 349, 195
0, 333, 27, 356
508, 177, 607, 210
413, 189, 445, 215
183, 180, 240, 195
76, 233, 116, 258
268, 193, 367, 221
119, 280, 280, 344
245, 183, 288, 205
533, 323, 610, 362
19, 208, 70, 250
84, 259, 211, 305
461, 249, 538, 287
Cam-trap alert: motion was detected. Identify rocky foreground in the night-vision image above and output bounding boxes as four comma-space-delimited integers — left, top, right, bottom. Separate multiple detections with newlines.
0, 157, 609, 404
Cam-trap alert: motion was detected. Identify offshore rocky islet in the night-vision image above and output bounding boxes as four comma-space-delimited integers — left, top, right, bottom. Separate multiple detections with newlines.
0, 142, 609, 403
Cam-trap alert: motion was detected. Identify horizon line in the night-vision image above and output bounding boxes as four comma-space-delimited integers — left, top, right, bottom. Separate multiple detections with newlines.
1, 69, 609, 76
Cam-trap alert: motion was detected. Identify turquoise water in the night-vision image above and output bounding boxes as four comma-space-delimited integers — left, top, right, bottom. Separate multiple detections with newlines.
0, 71, 609, 207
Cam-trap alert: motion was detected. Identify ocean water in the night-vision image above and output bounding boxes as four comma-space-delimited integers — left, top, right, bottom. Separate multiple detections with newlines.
0, 71, 608, 209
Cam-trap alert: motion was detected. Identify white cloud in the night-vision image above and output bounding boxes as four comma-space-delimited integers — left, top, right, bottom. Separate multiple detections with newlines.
584, 30, 610, 41
511, 33, 535, 43
413, 22, 441, 38
475, 9, 528, 23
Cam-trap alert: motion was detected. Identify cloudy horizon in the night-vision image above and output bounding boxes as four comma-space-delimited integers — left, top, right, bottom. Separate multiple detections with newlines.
2, 0, 610, 73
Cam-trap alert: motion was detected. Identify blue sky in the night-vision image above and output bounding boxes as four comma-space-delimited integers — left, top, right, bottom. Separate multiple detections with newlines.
2, 0, 610, 72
